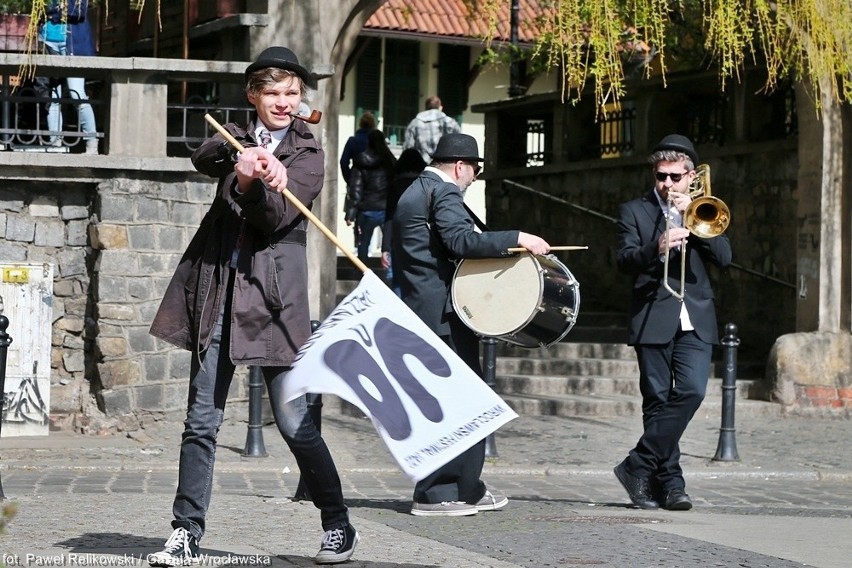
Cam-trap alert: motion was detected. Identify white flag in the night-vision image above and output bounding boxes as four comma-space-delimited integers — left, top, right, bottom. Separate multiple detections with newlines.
284, 271, 518, 481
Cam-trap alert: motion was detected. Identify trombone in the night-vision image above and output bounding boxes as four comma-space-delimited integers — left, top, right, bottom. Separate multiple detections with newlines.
662, 164, 730, 301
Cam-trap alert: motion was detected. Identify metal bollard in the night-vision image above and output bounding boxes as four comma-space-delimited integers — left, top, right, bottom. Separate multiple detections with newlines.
294, 320, 323, 501
713, 322, 740, 461
480, 336, 499, 458
243, 365, 268, 457
0, 296, 11, 499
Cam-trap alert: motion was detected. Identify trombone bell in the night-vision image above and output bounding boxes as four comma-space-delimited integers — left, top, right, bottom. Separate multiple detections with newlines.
684, 195, 730, 238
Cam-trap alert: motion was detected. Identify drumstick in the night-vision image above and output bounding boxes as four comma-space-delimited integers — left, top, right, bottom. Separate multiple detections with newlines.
507, 246, 589, 253
203, 113, 370, 274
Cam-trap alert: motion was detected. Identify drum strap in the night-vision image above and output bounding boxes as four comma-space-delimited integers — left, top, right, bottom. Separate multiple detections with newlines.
463, 203, 489, 232
423, 182, 490, 233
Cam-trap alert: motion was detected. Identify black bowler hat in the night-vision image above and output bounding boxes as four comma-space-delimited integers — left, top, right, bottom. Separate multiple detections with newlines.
245, 46, 316, 89
653, 134, 698, 166
430, 133, 484, 162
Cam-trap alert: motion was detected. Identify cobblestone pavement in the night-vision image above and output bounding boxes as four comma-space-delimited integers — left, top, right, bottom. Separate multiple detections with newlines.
1, 410, 851, 567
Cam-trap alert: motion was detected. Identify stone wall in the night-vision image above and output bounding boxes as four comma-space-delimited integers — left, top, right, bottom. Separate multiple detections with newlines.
0, 172, 259, 432
91, 175, 250, 429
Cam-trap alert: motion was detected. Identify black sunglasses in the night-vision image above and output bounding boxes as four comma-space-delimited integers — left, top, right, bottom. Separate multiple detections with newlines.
465, 162, 482, 177
655, 171, 687, 183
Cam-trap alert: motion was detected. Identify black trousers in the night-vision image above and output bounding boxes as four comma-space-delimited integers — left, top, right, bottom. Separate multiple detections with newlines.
626, 329, 711, 493
412, 314, 487, 504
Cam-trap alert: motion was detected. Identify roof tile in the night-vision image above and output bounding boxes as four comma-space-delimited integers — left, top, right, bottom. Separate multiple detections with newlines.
365, 0, 542, 42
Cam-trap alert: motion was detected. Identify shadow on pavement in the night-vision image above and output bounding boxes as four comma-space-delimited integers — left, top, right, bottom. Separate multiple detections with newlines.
278, 557, 438, 567
346, 497, 411, 513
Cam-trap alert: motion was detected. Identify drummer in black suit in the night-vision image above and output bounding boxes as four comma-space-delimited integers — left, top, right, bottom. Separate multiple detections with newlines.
392, 132, 550, 517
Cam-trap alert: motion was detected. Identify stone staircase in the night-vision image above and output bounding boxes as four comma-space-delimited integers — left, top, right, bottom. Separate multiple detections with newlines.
333, 259, 781, 419
494, 341, 781, 418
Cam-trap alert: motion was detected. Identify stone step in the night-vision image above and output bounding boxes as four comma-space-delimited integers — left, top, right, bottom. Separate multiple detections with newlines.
496, 356, 640, 377
495, 374, 757, 399
497, 342, 636, 360
495, 342, 765, 380
501, 392, 782, 419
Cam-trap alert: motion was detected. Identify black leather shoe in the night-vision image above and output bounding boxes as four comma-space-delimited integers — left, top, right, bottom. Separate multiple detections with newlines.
613, 460, 659, 509
663, 488, 693, 511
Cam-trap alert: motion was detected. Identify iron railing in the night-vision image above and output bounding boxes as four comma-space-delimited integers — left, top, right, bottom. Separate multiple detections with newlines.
502, 179, 796, 289
166, 95, 253, 155
0, 78, 103, 152
597, 106, 636, 158
0, 78, 256, 156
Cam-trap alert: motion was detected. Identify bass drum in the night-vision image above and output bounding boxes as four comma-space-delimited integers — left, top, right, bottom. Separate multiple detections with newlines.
451, 253, 580, 348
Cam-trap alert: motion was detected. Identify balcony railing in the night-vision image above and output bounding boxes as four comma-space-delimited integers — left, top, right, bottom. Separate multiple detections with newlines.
0, 78, 104, 153
0, 52, 252, 161
166, 96, 253, 156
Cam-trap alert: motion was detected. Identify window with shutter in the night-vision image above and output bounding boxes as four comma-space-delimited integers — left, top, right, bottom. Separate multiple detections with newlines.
355, 39, 381, 123
438, 44, 470, 123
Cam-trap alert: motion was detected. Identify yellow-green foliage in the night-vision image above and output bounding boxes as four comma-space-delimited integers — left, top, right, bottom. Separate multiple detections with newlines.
0, 501, 17, 535
0, 501, 17, 568
478, 0, 852, 111
17, 0, 108, 81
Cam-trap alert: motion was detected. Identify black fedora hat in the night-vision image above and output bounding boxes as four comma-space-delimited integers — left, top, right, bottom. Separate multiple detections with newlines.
245, 46, 316, 89
430, 133, 484, 162
653, 134, 698, 166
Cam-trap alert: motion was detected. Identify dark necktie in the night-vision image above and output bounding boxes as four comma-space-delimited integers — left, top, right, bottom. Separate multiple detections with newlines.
259, 129, 272, 149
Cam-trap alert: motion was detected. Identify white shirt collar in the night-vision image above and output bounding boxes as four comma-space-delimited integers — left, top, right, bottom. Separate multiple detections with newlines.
425, 165, 455, 185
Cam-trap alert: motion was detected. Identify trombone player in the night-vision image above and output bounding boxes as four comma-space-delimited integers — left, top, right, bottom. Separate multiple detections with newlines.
614, 134, 732, 511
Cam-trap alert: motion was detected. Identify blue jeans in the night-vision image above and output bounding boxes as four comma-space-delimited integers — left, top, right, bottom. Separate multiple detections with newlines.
356, 209, 385, 262
171, 285, 349, 540
40, 40, 96, 143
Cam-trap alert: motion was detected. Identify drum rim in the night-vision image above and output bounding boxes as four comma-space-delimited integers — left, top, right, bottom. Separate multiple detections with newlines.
510, 256, 581, 348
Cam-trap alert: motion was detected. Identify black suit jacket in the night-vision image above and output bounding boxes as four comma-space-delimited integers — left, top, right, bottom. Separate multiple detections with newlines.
392, 170, 518, 338
616, 189, 732, 345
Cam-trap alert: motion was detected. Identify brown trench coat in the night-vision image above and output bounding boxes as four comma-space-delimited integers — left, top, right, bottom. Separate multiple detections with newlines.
149, 118, 324, 366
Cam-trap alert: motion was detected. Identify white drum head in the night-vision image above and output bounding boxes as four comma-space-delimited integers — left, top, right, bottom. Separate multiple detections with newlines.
451, 254, 543, 336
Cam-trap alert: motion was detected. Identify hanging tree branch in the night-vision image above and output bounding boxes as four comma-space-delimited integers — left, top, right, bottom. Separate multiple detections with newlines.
475, 0, 852, 112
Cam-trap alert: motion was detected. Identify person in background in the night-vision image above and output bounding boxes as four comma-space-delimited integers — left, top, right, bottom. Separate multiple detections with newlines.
393, 132, 550, 517
402, 95, 460, 163
37, 0, 98, 154
381, 148, 426, 295
339, 112, 376, 258
147, 46, 358, 566
614, 134, 732, 512
345, 129, 395, 264
339, 112, 376, 185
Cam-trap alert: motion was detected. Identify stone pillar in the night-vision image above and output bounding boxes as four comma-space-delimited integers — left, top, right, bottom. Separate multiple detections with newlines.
108, 71, 168, 157
795, 80, 851, 332
816, 82, 845, 331
246, 0, 385, 320
769, 80, 851, 413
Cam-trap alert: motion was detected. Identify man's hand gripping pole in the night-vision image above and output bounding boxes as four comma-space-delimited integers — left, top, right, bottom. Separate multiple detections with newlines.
203, 113, 370, 274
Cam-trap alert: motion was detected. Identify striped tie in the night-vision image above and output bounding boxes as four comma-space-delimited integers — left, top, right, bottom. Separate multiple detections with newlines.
259, 129, 272, 149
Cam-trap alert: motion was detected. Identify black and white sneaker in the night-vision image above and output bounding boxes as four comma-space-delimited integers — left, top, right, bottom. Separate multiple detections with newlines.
147, 527, 200, 567
314, 524, 359, 564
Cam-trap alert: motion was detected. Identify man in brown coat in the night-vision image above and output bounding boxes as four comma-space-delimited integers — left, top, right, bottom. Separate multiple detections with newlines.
147, 46, 358, 566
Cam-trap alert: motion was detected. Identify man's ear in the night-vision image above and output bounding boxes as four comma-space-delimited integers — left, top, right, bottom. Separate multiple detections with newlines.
247, 92, 257, 106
